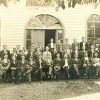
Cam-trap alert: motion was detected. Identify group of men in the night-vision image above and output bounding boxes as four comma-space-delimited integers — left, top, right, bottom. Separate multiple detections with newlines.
0, 37, 100, 83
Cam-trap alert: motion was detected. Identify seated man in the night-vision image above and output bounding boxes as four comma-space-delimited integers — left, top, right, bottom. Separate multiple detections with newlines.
43, 46, 53, 79
0, 57, 4, 81
10, 55, 19, 82
18, 55, 28, 82
70, 54, 80, 79
63, 54, 70, 79
79, 53, 91, 79
88, 45, 95, 58
54, 53, 63, 80
92, 53, 100, 78
35, 56, 43, 83
1, 54, 10, 81
0, 45, 11, 60
28, 57, 37, 81
94, 43, 100, 58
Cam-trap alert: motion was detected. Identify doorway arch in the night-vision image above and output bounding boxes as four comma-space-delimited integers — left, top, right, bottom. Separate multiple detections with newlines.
25, 14, 64, 49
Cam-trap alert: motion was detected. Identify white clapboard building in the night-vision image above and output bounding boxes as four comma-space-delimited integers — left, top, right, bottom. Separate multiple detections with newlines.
0, 0, 100, 50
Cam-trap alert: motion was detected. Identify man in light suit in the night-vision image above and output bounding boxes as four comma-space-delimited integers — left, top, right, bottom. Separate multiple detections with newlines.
48, 38, 55, 52
43, 46, 53, 79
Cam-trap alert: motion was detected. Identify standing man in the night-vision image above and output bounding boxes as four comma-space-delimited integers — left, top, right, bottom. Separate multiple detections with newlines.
43, 46, 53, 79
80, 37, 88, 51
16, 45, 22, 61
48, 38, 55, 52
48, 38, 55, 59
72, 38, 79, 51
0, 45, 11, 60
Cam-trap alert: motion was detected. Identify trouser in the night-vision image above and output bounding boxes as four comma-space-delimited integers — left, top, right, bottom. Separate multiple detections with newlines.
90, 65, 96, 78
79, 66, 86, 78
26, 72, 31, 82
96, 65, 100, 77
86, 67, 91, 79
63, 66, 70, 79
11, 69, 16, 79
73, 64, 80, 76
2, 68, 11, 81
54, 65, 60, 79
17, 69, 25, 82
43, 64, 52, 79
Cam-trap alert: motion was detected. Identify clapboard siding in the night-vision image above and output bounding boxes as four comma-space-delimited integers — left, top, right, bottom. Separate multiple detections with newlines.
0, 5, 100, 50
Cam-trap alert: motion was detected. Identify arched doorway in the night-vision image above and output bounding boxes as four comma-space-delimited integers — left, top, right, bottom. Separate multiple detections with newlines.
25, 14, 64, 49
87, 14, 100, 46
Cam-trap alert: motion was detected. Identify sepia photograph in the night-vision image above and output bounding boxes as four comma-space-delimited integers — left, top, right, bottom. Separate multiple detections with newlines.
0, 0, 100, 100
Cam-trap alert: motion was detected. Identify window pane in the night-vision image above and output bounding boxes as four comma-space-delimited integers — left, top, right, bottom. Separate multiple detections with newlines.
95, 28, 100, 34
87, 30, 94, 37
87, 14, 100, 45
26, 30, 32, 39
95, 23, 100, 28
26, 40, 31, 50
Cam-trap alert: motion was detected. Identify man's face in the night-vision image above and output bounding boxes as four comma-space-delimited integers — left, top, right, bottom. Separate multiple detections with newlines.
38, 42, 41, 46
57, 54, 60, 58
46, 47, 49, 51
12, 56, 16, 61
50, 39, 53, 43
16, 45, 20, 49
13, 48, 16, 52
94, 54, 98, 58
96, 44, 99, 48
65, 39, 68, 43
73, 38, 77, 43
21, 56, 25, 60
91, 45, 94, 50
57, 40, 60, 44
82, 37, 85, 42
3, 45, 7, 49
4, 55, 8, 59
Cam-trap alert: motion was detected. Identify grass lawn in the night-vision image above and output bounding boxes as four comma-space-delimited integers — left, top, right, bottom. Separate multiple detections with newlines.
0, 79, 100, 100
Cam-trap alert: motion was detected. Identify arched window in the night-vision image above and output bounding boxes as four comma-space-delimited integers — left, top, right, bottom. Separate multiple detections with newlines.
87, 14, 100, 45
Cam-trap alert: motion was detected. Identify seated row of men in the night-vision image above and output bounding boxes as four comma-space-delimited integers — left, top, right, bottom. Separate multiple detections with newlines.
0, 37, 100, 83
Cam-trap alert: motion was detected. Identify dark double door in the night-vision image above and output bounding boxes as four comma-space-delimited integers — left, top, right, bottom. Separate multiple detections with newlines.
45, 30, 56, 47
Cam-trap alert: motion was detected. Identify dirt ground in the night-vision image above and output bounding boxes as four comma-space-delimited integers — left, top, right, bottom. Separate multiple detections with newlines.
0, 79, 100, 100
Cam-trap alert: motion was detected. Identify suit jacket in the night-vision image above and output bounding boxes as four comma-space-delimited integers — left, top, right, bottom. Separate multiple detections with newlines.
72, 42, 79, 51
80, 42, 88, 51
18, 60, 28, 72
71, 50, 79, 59
88, 49, 95, 58
54, 58, 64, 67
79, 50, 87, 59
10, 60, 19, 69
43, 51, 52, 61
0, 49, 11, 60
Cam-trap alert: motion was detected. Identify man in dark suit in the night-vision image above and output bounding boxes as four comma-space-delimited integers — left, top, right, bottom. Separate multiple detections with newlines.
79, 46, 88, 59
79, 37, 88, 51
16, 45, 22, 61
88, 45, 95, 58
0, 45, 11, 60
